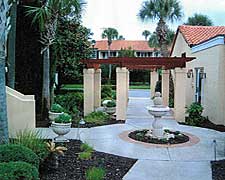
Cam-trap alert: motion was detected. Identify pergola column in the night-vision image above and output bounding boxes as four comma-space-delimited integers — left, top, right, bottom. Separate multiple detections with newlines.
116, 67, 128, 120
94, 69, 101, 109
174, 68, 186, 122
150, 70, 158, 97
83, 68, 95, 116
162, 70, 170, 106
126, 70, 130, 106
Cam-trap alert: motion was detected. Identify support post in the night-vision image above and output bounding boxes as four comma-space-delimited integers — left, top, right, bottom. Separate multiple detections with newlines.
174, 68, 186, 122
116, 67, 128, 120
94, 69, 101, 109
162, 70, 170, 106
150, 70, 158, 98
83, 68, 95, 116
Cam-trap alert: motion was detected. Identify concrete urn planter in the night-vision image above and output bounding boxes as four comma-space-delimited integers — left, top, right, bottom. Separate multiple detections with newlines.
105, 107, 116, 115
51, 122, 72, 142
49, 111, 64, 122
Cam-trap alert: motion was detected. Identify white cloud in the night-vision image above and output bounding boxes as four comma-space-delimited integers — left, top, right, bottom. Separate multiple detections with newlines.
82, 0, 225, 40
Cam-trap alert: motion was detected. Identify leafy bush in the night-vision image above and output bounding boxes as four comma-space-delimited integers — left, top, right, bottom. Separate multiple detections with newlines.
54, 92, 83, 114
155, 80, 161, 93
105, 100, 116, 108
78, 151, 92, 160
101, 85, 112, 99
50, 103, 64, 113
0, 144, 39, 168
186, 102, 205, 126
85, 167, 105, 180
186, 102, 203, 117
54, 113, 72, 123
12, 130, 49, 161
0, 161, 39, 180
84, 112, 110, 125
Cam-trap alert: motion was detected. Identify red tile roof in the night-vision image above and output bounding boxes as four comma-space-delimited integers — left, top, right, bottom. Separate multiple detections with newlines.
179, 25, 225, 46
95, 40, 154, 51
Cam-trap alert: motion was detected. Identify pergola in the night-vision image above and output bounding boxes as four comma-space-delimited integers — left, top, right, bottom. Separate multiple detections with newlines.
81, 55, 195, 122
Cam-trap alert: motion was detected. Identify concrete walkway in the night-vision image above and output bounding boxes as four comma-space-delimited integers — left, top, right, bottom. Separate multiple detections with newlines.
38, 90, 225, 180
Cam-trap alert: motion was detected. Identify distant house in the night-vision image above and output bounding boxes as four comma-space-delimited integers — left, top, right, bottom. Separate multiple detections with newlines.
93, 40, 159, 59
171, 25, 225, 125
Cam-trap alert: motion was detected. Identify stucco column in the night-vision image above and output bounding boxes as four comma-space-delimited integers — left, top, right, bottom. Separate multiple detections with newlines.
83, 68, 95, 116
150, 70, 158, 97
162, 70, 170, 106
174, 68, 186, 122
94, 69, 101, 109
116, 67, 128, 120
126, 70, 130, 106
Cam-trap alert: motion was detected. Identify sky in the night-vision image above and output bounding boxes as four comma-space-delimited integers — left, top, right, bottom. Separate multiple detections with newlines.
82, 0, 225, 40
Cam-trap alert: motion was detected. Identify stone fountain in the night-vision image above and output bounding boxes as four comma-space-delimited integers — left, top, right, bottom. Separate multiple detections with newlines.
146, 92, 170, 138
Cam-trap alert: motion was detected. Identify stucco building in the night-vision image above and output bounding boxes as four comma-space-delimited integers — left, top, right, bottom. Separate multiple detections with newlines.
171, 25, 225, 125
93, 40, 159, 59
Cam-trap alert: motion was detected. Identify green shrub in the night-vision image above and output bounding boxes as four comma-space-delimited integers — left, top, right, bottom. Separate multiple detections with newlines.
78, 151, 92, 160
186, 102, 203, 118
105, 100, 116, 107
186, 102, 205, 126
54, 92, 83, 114
101, 85, 112, 99
0, 144, 39, 168
12, 130, 49, 161
84, 112, 110, 125
155, 80, 161, 93
85, 167, 105, 180
50, 103, 64, 113
54, 113, 72, 123
0, 161, 39, 180
80, 143, 94, 153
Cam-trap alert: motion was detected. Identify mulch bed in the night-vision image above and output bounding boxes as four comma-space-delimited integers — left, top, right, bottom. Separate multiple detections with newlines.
40, 140, 137, 180
179, 119, 225, 132
128, 129, 189, 145
211, 160, 225, 180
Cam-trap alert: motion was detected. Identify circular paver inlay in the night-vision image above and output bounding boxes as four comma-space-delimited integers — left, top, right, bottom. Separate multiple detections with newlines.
119, 130, 200, 148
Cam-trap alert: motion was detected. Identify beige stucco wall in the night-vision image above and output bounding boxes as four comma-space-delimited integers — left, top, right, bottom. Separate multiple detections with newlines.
171, 32, 225, 125
6, 86, 36, 137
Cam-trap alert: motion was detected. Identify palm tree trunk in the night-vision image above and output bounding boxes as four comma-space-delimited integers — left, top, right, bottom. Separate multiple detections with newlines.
7, 1, 17, 89
0, 50, 9, 144
108, 44, 111, 84
42, 47, 50, 120
156, 18, 169, 57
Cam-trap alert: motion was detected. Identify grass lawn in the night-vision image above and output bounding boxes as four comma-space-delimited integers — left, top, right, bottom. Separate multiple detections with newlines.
61, 84, 150, 90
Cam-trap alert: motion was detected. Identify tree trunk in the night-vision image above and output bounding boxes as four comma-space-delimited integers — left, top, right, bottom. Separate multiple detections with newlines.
42, 47, 50, 121
108, 44, 111, 84
156, 18, 169, 57
7, 1, 17, 89
0, 50, 9, 144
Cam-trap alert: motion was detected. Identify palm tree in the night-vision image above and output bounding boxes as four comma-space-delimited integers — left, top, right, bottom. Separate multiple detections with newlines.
26, 0, 85, 119
185, 13, 213, 26
101, 27, 118, 83
142, 30, 151, 40
139, 0, 182, 57
0, 0, 11, 143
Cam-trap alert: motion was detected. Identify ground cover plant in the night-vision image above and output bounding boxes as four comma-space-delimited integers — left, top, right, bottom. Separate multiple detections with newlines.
86, 167, 106, 180
129, 129, 189, 144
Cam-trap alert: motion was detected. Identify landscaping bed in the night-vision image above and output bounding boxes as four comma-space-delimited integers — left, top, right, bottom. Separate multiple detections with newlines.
211, 160, 225, 180
128, 129, 189, 145
40, 140, 137, 180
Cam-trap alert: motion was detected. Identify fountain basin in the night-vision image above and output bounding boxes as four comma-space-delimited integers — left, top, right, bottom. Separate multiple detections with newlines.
146, 106, 170, 117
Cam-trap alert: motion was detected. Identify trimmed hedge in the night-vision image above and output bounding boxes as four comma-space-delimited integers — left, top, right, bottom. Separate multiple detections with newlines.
0, 144, 39, 168
0, 161, 39, 180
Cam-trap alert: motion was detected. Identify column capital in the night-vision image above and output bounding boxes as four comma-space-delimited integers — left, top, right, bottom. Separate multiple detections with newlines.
83, 68, 95, 74
116, 67, 128, 73
175, 67, 186, 74
162, 69, 170, 74
95, 69, 102, 73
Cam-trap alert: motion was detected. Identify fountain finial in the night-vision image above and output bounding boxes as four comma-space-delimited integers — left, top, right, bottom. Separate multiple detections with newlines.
153, 92, 163, 106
